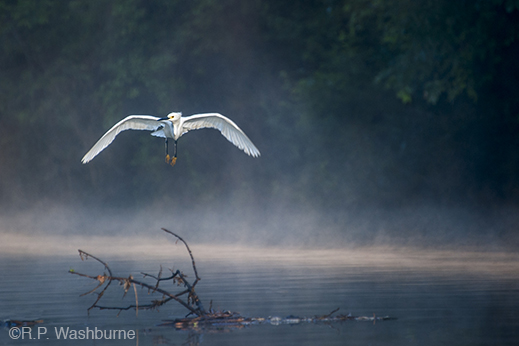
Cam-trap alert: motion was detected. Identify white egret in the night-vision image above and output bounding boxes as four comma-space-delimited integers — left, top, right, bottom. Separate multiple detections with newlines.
81, 112, 260, 166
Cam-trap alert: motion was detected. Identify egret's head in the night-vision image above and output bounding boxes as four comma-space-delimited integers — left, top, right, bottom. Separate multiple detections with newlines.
159, 112, 182, 122
167, 112, 182, 121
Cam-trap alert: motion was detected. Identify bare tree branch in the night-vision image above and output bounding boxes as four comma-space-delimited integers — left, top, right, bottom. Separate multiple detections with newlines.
70, 232, 206, 316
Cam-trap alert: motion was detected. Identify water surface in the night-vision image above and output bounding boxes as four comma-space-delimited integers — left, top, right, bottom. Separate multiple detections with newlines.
1, 235, 518, 345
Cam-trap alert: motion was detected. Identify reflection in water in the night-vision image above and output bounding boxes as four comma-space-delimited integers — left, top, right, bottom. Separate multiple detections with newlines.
0, 234, 518, 345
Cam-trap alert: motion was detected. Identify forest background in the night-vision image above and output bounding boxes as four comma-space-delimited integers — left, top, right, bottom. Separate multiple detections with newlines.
1, 0, 518, 247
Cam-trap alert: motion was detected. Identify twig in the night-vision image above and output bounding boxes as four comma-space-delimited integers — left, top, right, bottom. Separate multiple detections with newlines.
322, 307, 340, 319
133, 283, 138, 317
161, 228, 200, 284
161, 228, 205, 313
70, 268, 200, 315
71, 231, 206, 316
78, 250, 114, 314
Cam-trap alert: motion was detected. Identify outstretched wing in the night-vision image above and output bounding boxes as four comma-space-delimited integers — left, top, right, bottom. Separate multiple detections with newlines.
181, 113, 260, 157
81, 115, 162, 163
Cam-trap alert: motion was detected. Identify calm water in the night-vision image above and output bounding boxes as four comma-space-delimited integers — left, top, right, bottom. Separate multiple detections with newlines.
1, 238, 518, 345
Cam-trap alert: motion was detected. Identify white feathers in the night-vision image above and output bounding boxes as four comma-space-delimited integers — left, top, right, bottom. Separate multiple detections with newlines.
81, 115, 163, 163
81, 112, 260, 164
181, 113, 260, 157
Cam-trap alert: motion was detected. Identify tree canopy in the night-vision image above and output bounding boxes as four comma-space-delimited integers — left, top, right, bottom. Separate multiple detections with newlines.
1, 0, 518, 211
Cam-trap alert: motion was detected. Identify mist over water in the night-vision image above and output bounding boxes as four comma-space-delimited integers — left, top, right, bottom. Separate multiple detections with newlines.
2, 88, 517, 251
1, 198, 517, 251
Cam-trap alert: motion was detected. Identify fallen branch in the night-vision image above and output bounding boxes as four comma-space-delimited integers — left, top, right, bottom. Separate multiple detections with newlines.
70, 229, 397, 329
159, 308, 397, 330
70, 229, 205, 316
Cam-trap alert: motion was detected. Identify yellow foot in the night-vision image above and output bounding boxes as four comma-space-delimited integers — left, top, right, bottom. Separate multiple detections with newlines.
165, 154, 171, 164
170, 157, 177, 166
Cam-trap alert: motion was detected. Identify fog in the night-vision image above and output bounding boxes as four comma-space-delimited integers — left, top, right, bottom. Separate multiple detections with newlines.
1, 199, 518, 251
1, 1, 519, 252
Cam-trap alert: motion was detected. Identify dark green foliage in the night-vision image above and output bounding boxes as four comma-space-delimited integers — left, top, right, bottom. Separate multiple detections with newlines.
263, 0, 519, 205
0, 0, 518, 210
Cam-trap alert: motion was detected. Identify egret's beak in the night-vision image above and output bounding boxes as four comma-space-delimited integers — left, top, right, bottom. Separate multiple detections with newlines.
158, 117, 168, 121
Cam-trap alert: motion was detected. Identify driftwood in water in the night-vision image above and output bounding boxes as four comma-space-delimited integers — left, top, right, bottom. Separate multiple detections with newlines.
70, 229, 396, 328
69, 228, 205, 317
3, 319, 44, 328
160, 308, 397, 331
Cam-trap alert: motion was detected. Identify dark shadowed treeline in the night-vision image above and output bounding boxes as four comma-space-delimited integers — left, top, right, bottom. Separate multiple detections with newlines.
1, 0, 518, 244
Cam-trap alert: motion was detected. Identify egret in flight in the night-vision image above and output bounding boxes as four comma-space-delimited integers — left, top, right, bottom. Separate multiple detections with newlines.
81, 112, 260, 166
